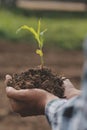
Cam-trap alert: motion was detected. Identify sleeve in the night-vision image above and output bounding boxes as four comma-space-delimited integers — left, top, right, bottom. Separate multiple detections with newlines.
45, 99, 67, 125
45, 96, 79, 130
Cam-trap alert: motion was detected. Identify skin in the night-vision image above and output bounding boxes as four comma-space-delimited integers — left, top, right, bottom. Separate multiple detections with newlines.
5, 75, 81, 117
62, 78, 81, 99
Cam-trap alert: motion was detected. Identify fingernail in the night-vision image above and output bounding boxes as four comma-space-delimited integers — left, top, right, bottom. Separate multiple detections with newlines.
6, 75, 12, 80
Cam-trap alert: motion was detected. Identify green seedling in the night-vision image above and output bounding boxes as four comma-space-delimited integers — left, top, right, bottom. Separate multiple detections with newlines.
16, 20, 47, 68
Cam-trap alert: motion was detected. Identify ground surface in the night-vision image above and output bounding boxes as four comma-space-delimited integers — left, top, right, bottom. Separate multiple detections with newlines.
0, 40, 83, 130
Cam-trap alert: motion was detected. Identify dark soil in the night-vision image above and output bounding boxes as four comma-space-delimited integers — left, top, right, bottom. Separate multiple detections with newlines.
7, 66, 64, 98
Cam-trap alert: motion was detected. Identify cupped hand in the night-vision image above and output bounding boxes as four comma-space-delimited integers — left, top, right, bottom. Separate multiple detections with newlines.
5, 75, 58, 117
5, 75, 80, 117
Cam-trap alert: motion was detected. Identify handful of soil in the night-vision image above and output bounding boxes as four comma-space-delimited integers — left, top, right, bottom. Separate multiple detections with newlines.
7, 66, 65, 98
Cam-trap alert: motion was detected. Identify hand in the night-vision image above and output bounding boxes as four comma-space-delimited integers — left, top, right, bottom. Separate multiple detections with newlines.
5, 75, 58, 117
62, 77, 81, 99
5, 75, 81, 117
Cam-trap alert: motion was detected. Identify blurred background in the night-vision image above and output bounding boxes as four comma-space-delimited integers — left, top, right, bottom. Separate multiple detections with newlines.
0, 0, 86, 130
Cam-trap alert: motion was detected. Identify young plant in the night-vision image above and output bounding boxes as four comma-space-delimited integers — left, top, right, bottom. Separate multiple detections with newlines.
17, 20, 47, 68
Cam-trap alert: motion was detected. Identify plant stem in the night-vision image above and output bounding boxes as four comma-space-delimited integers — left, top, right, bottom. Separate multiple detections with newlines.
41, 55, 44, 69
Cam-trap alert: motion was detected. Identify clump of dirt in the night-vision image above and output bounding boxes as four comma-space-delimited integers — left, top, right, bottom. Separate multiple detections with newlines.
7, 66, 65, 98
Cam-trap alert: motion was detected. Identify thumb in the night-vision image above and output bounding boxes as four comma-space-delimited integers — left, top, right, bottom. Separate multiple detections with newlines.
5, 75, 12, 86
6, 87, 27, 101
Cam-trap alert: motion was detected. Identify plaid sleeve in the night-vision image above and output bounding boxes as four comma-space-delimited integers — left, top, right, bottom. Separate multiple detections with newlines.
45, 97, 79, 130
45, 99, 67, 125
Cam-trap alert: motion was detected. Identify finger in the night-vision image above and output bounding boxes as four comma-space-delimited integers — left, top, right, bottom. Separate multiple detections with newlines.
5, 75, 12, 86
6, 87, 29, 101
6, 75, 12, 80
62, 77, 71, 85
61, 77, 67, 81
63, 78, 75, 88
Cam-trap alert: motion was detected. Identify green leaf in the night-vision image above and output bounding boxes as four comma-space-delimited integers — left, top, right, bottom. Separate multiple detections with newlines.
37, 19, 41, 36
16, 25, 37, 39
39, 29, 47, 48
40, 29, 47, 36
40, 37, 44, 48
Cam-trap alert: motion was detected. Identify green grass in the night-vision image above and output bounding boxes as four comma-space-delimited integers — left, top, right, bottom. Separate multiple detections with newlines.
0, 7, 87, 49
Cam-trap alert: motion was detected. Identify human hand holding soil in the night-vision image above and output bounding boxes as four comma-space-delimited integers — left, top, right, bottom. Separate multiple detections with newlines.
6, 75, 58, 117
5, 75, 81, 117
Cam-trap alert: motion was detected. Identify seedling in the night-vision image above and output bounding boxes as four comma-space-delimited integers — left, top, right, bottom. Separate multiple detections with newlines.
17, 20, 47, 68
7, 20, 64, 98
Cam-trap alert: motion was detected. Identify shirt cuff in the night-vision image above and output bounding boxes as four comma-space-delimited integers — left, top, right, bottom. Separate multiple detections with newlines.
45, 98, 67, 125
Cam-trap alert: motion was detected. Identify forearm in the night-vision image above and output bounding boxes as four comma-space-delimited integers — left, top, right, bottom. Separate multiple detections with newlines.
45, 98, 67, 125
45, 96, 79, 130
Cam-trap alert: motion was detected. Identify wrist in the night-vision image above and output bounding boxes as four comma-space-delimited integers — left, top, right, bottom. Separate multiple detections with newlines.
43, 93, 58, 114
37, 91, 58, 115
66, 88, 81, 99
